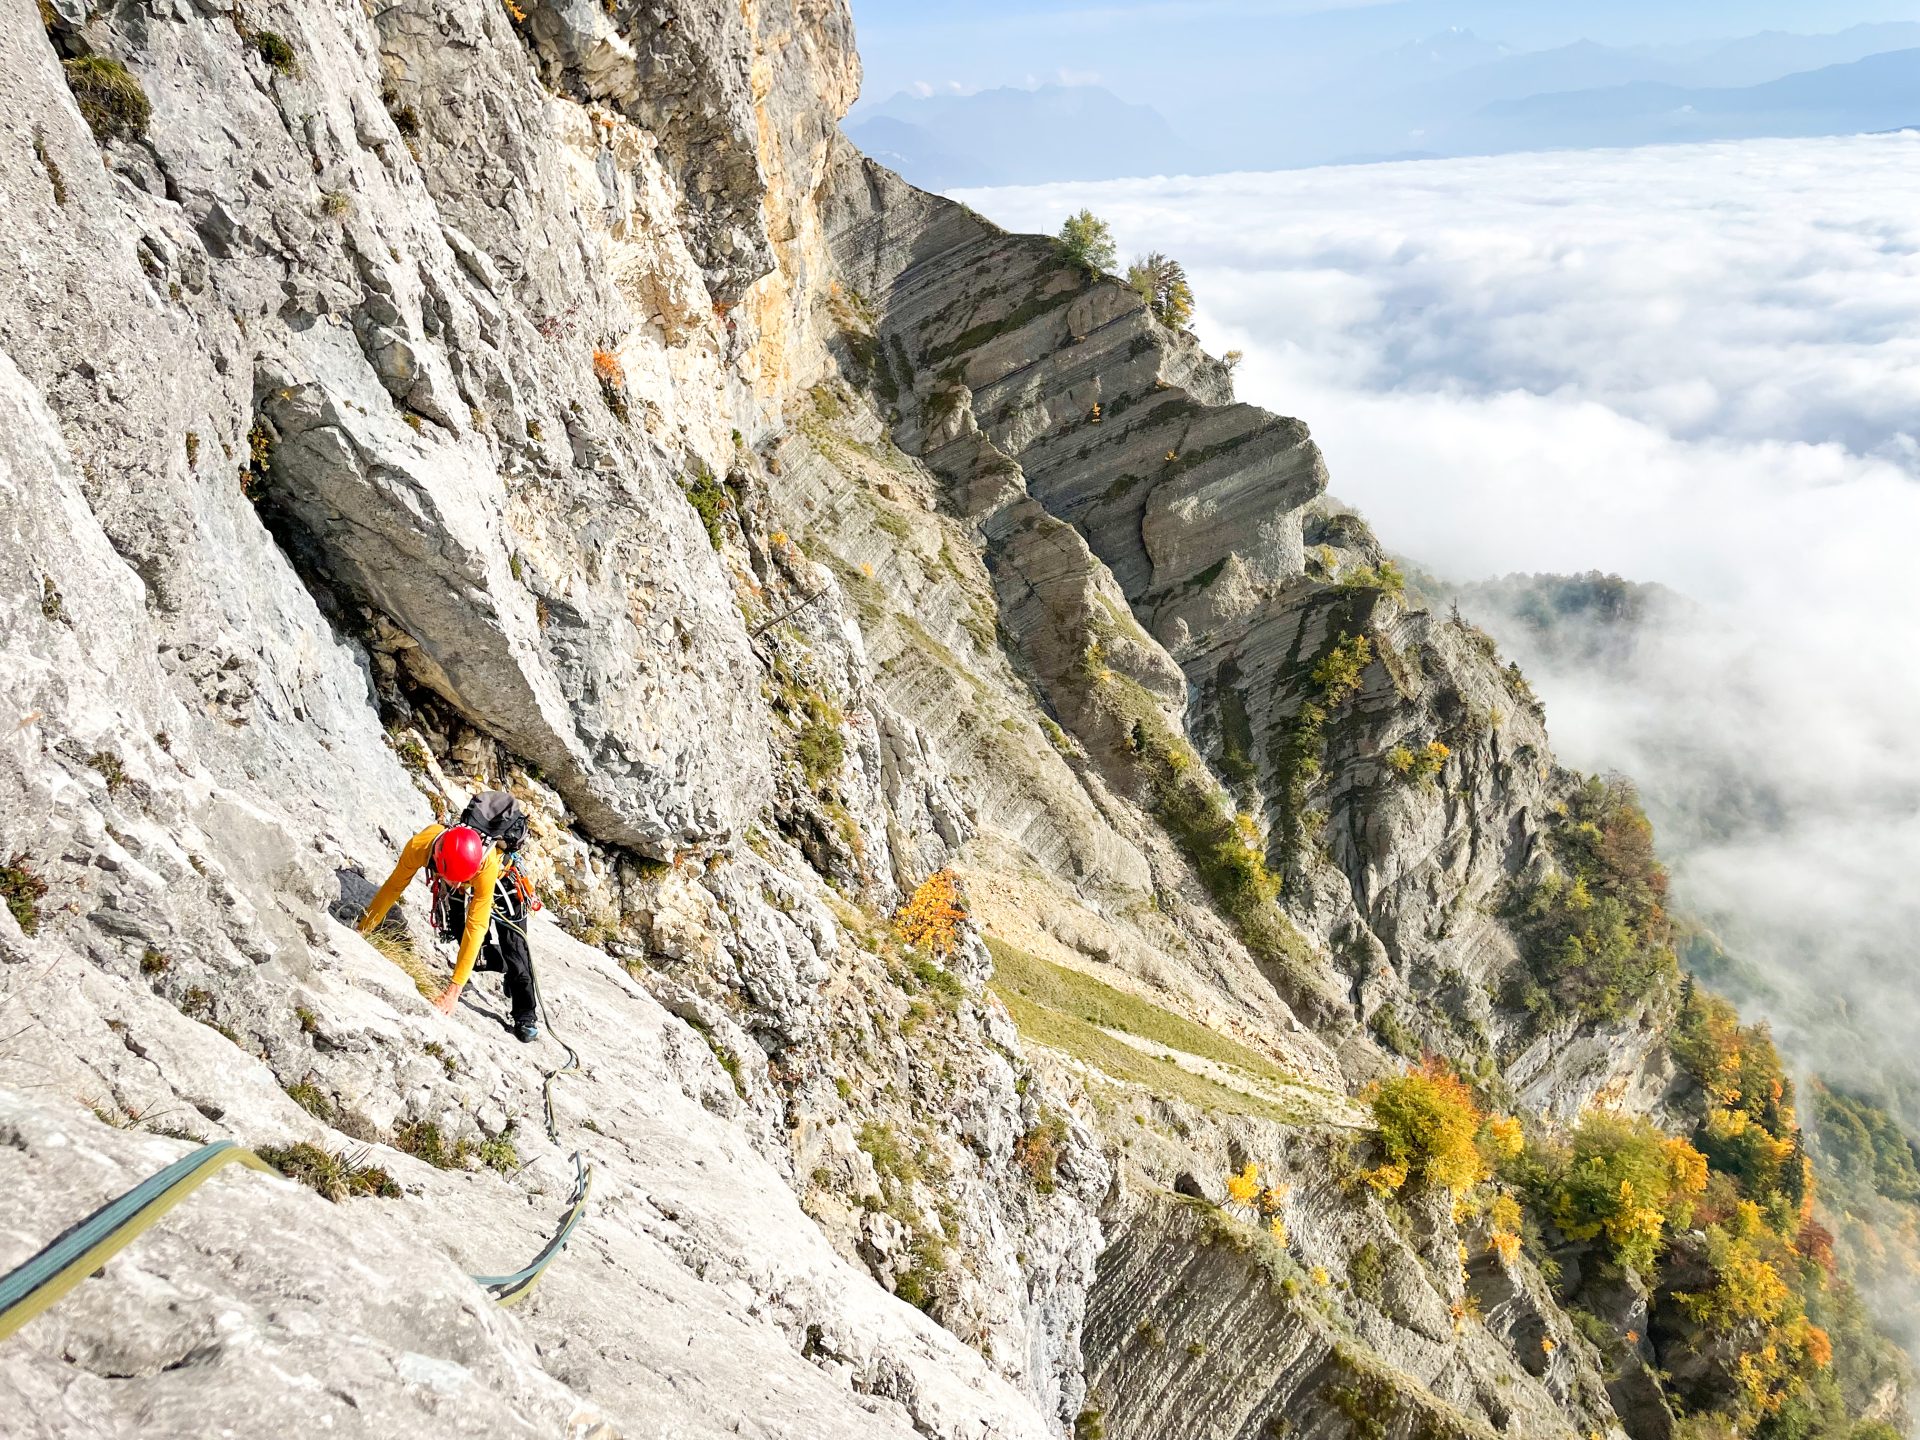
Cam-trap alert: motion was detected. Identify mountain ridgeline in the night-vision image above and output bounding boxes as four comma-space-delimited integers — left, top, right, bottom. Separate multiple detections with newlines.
0, 4, 1906, 1440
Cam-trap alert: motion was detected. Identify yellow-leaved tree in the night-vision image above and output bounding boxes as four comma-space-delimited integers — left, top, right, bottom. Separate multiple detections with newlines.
1367, 1058, 1488, 1197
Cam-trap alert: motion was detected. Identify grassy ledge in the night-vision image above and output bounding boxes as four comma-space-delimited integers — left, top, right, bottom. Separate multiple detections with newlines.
987, 937, 1323, 1123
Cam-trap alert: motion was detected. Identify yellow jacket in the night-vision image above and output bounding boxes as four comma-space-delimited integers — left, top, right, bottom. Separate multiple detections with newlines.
357, 824, 503, 1002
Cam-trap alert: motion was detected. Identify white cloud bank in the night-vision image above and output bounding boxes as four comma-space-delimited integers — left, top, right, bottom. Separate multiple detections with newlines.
957, 134, 1920, 1113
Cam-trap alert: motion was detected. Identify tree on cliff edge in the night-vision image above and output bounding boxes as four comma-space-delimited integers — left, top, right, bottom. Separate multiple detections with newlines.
1057, 209, 1116, 276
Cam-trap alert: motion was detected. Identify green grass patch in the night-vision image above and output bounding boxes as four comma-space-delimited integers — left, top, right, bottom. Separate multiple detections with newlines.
988, 938, 1293, 1083
258, 1142, 400, 1201
284, 1079, 334, 1121
988, 939, 1309, 1122
392, 1119, 473, 1169
253, 30, 297, 74
796, 718, 846, 787
62, 55, 150, 143
2, 855, 49, 935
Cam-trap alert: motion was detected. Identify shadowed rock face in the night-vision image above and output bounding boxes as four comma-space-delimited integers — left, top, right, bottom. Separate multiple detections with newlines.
1080, 1197, 1617, 1440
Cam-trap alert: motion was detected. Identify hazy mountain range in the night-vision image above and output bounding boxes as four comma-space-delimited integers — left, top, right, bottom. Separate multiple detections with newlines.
847, 21, 1920, 187
846, 84, 1193, 190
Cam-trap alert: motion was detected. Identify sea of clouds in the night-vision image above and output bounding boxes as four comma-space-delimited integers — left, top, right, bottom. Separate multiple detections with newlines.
957, 133, 1920, 1114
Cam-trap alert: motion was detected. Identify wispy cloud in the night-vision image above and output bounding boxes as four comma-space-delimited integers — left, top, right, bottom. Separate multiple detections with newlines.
958, 133, 1920, 1123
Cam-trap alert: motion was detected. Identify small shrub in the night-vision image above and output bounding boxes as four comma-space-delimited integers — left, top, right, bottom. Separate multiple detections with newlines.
1487, 1192, 1524, 1265
796, 718, 845, 786
1226, 1162, 1262, 1206
243, 418, 274, 498
258, 1141, 401, 1201
253, 31, 297, 74
1125, 252, 1194, 329
1311, 634, 1372, 705
894, 869, 967, 960
381, 86, 421, 136
63, 56, 151, 144
1349, 1241, 1386, 1307
88, 750, 127, 792
682, 466, 730, 548
1385, 740, 1449, 785
140, 948, 170, 976
1369, 1006, 1419, 1059
592, 347, 629, 420
892, 1231, 949, 1312
3, 856, 50, 935
476, 1125, 519, 1174
320, 190, 351, 219
1056, 209, 1116, 275
1015, 1116, 1069, 1194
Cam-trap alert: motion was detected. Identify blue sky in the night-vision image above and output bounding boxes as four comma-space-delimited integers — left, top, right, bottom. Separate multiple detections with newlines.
847, 0, 1920, 106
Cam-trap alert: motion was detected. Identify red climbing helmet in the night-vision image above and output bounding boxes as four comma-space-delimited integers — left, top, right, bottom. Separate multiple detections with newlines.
431, 825, 486, 886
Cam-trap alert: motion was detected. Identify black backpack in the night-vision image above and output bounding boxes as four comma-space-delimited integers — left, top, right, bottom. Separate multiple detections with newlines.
459, 791, 529, 854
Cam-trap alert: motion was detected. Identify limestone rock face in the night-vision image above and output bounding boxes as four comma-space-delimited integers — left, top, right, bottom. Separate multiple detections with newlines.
0, 918, 1065, 1440
823, 144, 1665, 1100
0, 1, 1732, 1437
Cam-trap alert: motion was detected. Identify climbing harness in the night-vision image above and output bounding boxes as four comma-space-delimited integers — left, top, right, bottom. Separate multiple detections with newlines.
0, 921, 594, 1342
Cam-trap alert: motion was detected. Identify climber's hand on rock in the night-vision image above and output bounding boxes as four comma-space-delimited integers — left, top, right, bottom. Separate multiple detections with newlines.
432, 986, 460, 1015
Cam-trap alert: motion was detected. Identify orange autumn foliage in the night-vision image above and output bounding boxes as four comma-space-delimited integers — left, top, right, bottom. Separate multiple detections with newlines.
895, 869, 967, 958
591, 347, 625, 389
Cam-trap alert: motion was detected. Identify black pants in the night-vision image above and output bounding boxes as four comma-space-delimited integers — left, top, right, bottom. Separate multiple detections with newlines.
448, 896, 536, 1028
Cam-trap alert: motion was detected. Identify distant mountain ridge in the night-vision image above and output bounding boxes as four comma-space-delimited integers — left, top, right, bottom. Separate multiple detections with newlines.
844, 83, 1201, 190
1450, 47, 1920, 153
857, 22, 1920, 185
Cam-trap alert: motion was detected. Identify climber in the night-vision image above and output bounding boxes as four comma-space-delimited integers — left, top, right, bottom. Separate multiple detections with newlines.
357, 791, 542, 1043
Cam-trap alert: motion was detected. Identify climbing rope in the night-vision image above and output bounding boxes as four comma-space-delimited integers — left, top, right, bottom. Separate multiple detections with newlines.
0, 921, 594, 1342
0, 1140, 277, 1343
472, 923, 594, 1307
